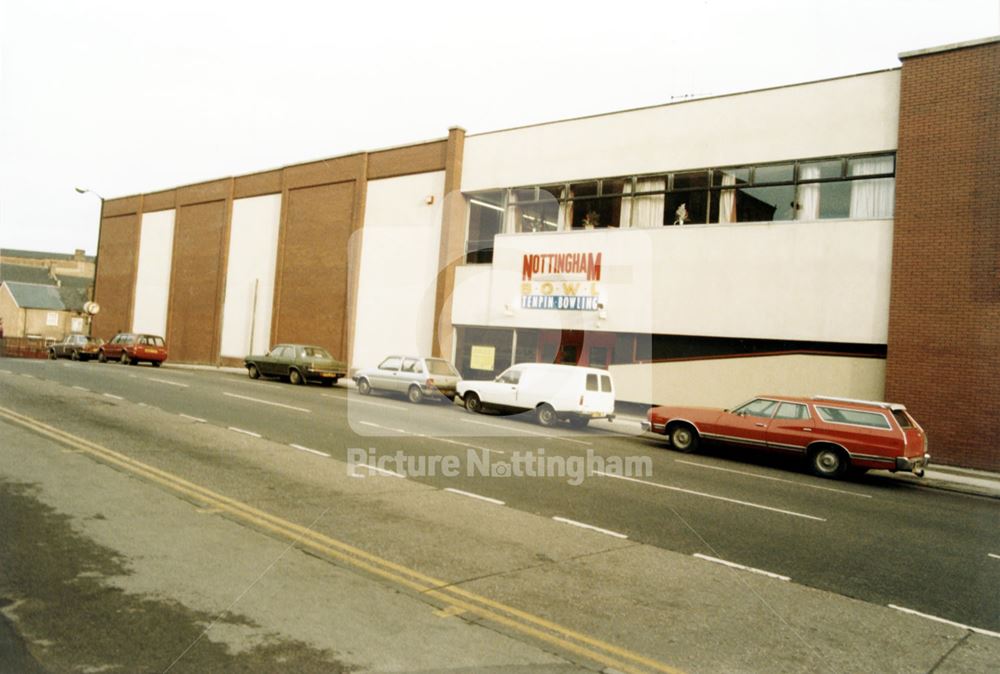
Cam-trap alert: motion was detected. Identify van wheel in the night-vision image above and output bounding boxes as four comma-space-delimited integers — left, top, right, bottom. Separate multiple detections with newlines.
289, 368, 304, 385
536, 404, 558, 427
809, 445, 848, 479
669, 423, 699, 453
248, 364, 260, 379
464, 392, 482, 413
357, 378, 371, 395
407, 385, 424, 404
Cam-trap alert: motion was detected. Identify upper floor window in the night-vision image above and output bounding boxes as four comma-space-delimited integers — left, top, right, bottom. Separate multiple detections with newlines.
463, 153, 895, 263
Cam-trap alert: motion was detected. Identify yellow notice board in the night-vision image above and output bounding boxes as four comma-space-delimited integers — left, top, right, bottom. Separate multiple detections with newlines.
469, 345, 496, 371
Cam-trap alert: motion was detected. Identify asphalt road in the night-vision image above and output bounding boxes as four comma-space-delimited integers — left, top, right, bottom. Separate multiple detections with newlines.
1, 356, 998, 672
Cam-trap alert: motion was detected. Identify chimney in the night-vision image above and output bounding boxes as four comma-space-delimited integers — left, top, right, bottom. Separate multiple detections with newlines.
74, 249, 85, 261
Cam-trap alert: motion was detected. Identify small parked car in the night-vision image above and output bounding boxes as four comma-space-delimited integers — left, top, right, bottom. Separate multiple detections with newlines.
99, 333, 168, 366
244, 344, 346, 386
354, 356, 461, 403
48, 334, 104, 361
457, 363, 616, 427
643, 395, 929, 479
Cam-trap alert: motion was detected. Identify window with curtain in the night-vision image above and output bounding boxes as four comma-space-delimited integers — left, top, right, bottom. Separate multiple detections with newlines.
620, 178, 666, 228
848, 156, 895, 219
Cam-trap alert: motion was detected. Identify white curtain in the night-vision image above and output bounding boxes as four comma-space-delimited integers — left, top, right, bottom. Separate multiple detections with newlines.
796, 164, 821, 220
849, 157, 895, 219
718, 172, 736, 223
503, 190, 518, 232
557, 188, 573, 230
620, 179, 665, 228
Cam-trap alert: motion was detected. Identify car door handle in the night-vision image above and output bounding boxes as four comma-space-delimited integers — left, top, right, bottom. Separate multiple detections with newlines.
803, 428, 813, 432
754, 422, 767, 427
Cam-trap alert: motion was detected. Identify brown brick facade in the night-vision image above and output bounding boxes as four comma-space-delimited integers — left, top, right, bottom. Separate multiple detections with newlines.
887, 40, 1000, 470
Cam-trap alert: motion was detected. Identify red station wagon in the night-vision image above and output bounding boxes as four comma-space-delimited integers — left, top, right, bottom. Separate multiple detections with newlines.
99, 333, 168, 367
644, 395, 929, 479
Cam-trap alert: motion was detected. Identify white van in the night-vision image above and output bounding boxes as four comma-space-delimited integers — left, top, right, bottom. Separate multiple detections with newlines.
457, 363, 615, 428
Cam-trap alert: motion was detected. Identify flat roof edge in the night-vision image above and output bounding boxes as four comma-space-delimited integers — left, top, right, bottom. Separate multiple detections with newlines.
899, 35, 999, 59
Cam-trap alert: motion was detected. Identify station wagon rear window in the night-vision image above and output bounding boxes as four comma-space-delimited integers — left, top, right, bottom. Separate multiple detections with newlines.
815, 406, 891, 429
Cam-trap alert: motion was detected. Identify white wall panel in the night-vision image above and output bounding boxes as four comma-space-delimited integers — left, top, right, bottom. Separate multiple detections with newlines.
353, 171, 445, 370
451, 218, 893, 345
462, 71, 900, 191
220, 194, 281, 358
131, 209, 175, 336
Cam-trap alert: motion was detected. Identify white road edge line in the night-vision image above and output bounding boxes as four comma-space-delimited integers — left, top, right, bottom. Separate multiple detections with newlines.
102, 393, 124, 400
322, 393, 410, 411
352, 463, 405, 478
692, 554, 791, 581
228, 426, 262, 438
595, 470, 826, 521
289, 443, 331, 458
72, 385, 90, 392
357, 421, 504, 454
223, 391, 311, 413
444, 488, 505, 506
460, 416, 592, 446
888, 604, 1000, 639
552, 516, 628, 539
0, 369, 12, 374
148, 377, 189, 388
179, 414, 206, 423
674, 459, 873, 498
989, 553, 1000, 560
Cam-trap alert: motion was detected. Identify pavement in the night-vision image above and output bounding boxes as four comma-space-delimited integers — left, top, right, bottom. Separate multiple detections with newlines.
163, 362, 1000, 500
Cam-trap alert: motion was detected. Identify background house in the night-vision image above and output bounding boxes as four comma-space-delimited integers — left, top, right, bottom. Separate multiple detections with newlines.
0, 249, 95, 340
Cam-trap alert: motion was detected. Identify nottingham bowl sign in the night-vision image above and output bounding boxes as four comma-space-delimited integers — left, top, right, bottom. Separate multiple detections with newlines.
520, 252, 602, 311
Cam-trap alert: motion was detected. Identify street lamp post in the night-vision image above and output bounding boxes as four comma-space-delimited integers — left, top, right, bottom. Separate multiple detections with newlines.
74, 187, 105, 337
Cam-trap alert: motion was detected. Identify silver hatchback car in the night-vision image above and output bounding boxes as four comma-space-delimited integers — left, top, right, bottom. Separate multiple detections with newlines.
354, 356, 461, 403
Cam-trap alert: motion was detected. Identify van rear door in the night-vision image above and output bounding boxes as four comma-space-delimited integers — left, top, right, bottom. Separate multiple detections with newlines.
581, 372, 615, 416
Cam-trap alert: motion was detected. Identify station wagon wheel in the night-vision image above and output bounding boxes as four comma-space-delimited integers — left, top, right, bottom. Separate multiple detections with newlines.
247, 364, 260, 380
536, 403, 558, 427
98, 350, 107, 363
407, 385, 424, 404
809, 445, 848, 479
289, 368, 304, 386
464, 392, 482, 413
669, 423, 699, 453
120, 352, 131, 365
151, 361, 161, 368
357, 378, 372, 395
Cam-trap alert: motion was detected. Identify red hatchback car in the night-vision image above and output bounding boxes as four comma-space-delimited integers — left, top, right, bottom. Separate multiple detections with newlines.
644, 395, 929, 479
99, 333, 168, 367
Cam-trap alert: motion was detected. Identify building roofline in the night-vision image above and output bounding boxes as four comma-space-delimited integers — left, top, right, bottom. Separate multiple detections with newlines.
104, 135, 450, 202
466, 67, 901, 139
899, 35, 999, 59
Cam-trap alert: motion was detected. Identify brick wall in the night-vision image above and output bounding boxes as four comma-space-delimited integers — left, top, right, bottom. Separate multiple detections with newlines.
887, 40, 1000, 470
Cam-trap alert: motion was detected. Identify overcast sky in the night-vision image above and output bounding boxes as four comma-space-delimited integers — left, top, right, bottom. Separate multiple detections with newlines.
0, 0, 996, 256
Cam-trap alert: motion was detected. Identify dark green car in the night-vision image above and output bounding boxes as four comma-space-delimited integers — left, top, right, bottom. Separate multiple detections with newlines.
244, 344, 347, 386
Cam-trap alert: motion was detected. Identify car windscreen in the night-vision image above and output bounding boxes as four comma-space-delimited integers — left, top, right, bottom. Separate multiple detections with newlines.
425, 359, 458, 376
302, 347, 332, 359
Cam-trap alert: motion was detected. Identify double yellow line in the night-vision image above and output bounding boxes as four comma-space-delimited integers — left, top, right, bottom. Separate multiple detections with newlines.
0, 405, 682, 674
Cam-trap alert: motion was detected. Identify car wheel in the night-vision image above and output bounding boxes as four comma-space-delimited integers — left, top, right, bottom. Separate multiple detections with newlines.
120, 352, 130, 365
71, 350, 80, 361
289, 368, 304, 385
248, 364, 260, 380
464, 392, 482, 413
357, 378, 372, 395
151, 361, 161, 368
407, 385, 424, 404
536, 403, 558, 427
98, 350, 107, 363
669, 423, 699, 453
48, 349, 57, 360
568, 416, 590, 429
809, 445, 848, 479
